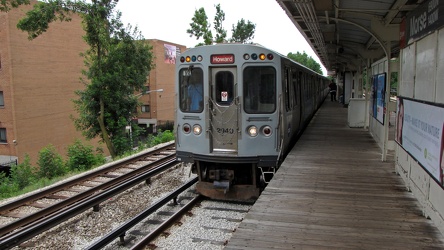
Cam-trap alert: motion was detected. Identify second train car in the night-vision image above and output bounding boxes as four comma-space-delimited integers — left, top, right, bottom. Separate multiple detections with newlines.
175, 43, 329, 201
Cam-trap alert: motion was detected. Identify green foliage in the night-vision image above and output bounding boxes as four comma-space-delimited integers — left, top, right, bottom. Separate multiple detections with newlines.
66, 140, 106, 171
287, 51, 322, 75
0, 172, 15, 199
390, 71, 398, 95
230, 19, 255, 43
0, 0, 29, 12
0, 131, 172, 200
15, 1, 154, 159
16, 0, 85, 40
14, 1, 153, 159
213, 4, 227, 43
187, 4, 255, 46
73, 2, 153, 159
157, 120, 174, 132
187, 7, 213, 46
10, 154, 36, 189
36, 144, 67, 179
152, 130, 175, 145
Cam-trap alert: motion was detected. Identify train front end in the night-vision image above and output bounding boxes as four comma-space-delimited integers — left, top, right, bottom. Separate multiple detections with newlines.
175, 44, 281, 201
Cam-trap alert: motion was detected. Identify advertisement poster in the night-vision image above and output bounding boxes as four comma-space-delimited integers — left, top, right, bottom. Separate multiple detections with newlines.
396, 97, 444, 184
372, 73, 386, 124
164, 44, 177, 64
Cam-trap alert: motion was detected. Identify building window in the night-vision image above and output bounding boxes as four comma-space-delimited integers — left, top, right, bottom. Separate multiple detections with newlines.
0, 128, 6, 143
141, 105, 150, 113
0, 91, 4, 107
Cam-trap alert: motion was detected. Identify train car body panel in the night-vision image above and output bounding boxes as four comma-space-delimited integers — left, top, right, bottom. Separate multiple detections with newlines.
175, 44, 328, 201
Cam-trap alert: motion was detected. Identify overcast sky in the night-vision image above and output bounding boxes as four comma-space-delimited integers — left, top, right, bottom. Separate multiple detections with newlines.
116, 0, 327, 74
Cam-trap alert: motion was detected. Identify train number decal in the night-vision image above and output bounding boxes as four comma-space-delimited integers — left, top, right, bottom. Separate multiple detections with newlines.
216, 128, 235, 135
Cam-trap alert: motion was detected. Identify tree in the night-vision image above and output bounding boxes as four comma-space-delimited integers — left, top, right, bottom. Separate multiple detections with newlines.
0, 0, 29, 12
11, 0, 153, 159
187, 4, 255, 46
230, 18, 255, 43
37, 144, 66, 179
287, 51, 322, 75
213, 4, 227, 43
186, 7, 212, 46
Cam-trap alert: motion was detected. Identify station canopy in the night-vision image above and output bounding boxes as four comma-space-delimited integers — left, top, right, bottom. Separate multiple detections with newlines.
276, 0, 423, 74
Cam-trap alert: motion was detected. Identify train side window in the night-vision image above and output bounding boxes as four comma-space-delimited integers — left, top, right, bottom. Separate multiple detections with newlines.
292, 71, 298, 106
179, 67, 204, 113
285, 68, 291, 111
215, 71, 234, 105
243, 66, 276, 114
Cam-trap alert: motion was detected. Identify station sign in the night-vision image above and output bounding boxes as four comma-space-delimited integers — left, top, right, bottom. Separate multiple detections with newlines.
400, 0, 444, 48
211, 54, 235, 64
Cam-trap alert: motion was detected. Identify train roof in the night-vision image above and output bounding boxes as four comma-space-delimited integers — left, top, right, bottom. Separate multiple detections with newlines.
181, 43, 327, 78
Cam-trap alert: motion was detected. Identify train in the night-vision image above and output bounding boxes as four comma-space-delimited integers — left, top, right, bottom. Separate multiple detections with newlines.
175, 43, 329, 201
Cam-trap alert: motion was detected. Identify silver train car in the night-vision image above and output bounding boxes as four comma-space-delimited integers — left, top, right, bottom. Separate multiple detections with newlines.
175, 44, 329, 200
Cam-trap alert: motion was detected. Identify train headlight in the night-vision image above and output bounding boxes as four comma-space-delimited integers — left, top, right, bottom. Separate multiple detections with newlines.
197, 55, 203, 62
247, 126, 258, 137
262, 126, 272, 137
193, 124, 202, 135
243, 53, 250, 60
183, 123, 191, 134
186, 56, 191, 62
259, 53, 266, 60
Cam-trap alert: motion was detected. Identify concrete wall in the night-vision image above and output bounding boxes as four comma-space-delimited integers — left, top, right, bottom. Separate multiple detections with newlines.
396, 26, 444, 235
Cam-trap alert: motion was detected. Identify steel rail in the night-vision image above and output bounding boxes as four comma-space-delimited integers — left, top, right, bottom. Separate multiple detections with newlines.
85, 177, 199, 250
0, 158, 179, 250
0, 142, 174, 214
0, 143, 175, 237
130, 195, 203, 250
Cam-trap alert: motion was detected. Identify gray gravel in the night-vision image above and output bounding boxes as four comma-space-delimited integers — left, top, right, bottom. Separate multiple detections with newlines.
3, 142, 252, 250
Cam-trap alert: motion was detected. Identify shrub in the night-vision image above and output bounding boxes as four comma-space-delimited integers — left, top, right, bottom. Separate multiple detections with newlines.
66, 140, 105, 171
10, 154, 36, 189
37, 144, 67, 179
157, 121, 174, 132
152, 130, 175, 145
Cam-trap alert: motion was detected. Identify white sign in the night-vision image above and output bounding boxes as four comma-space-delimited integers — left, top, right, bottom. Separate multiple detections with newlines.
397, 98, 444, 184
221, 91, 228, 102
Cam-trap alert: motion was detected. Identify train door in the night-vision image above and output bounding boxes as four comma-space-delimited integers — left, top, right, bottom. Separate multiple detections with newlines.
292, 69, 302, 128
209, 67, 238, 153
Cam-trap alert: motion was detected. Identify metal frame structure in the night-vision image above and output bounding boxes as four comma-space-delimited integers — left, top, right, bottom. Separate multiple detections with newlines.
276, 0, 420, 73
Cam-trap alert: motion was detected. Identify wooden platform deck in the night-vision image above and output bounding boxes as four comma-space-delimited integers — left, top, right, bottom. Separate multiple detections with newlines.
225, 100, 444, 249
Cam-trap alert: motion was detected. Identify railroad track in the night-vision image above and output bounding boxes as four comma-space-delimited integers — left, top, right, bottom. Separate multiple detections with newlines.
0, 142, 177, 249
81, 177, 252, 250
85, 177, 201, 250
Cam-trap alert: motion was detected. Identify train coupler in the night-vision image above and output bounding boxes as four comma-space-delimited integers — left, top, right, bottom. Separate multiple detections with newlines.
209, 169, 234, 194
213, 180, 230, 194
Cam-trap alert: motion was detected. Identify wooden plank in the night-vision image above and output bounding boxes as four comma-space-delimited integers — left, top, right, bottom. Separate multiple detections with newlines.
226, 101, 444, 249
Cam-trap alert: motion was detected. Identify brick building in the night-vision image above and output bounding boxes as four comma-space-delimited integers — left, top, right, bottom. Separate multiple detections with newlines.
136, 39, 186, 134
0, 3, 184, 166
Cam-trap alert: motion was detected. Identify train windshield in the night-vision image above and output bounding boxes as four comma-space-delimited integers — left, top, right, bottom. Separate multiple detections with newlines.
215, 71, 234, 105
243, 66, 276, 113
179, 67, 204, 113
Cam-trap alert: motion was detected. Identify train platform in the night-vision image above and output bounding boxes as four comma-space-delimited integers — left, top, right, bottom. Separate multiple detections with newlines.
225, 100, 444, 249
